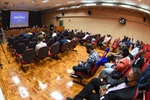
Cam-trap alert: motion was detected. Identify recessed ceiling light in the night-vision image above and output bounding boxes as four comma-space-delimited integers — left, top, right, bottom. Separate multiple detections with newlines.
138, 8, 150, 14
120, 5, 131, 8
140, 4, 149, 9
104, 0, 116, 3
58, 7, 65, 10
42, 0, 49, 3
82, 0, 96, 3
124, 2, 135, 5
86, 3, 96, 6
55, 4, 61, 6
102, 3, 114, 6
70, 5, 81, 8
67, 1, 76, 4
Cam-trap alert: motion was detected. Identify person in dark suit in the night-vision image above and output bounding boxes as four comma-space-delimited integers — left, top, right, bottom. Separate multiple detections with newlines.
132, 50, 145, 69
66, 67, 142, 100
138, 64, 150, 91
137, 65, 150, 99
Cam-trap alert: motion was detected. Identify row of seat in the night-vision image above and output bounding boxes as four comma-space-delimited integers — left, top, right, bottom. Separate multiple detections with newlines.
17, 39, 79, 73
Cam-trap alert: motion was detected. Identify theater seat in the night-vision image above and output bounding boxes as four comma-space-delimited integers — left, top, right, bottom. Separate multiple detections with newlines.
133, 88, 139, 100
141, 62, 149, 73
48, 43, 60, 60
72, 39, 79, 52
60, 42, 69, 53
20, 49, 36, 73
36, 46, 49, 61
145, 88, 150, 100
73, 64, 99, 86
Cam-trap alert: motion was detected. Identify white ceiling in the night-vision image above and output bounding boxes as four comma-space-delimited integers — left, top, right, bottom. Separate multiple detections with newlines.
0, 0, 149, 11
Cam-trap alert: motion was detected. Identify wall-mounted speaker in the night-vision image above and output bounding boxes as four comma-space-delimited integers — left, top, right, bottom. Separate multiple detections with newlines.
88, 10, 91, 15
62, 12, 64, 16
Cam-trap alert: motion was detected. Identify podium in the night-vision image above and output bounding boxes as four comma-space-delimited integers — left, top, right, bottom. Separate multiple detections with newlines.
54, 26, 64, 32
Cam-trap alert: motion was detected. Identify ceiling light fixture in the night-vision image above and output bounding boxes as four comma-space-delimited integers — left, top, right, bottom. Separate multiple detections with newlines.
85, 3, 96, 6
120, 5, 131, 8
138, 8, 150, 13
67, 1, 76, 4
42, 0, 49, 3
102, 3, 114, 6
140, 4, 149, 10
58, 7, 65, 10
55, 4, 61, 6
70, 5, 81, 8
124, 2, 135, 5
104, 0, 116, 3
82, 0, 96, 3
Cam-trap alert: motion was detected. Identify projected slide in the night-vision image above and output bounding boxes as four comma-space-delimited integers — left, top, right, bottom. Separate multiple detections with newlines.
10, 11, 29, 28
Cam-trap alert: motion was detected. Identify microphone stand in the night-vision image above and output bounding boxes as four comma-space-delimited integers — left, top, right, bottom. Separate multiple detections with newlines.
0, 40, 10, 68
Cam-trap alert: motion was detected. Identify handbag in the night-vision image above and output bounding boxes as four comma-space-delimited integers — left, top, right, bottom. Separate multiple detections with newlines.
110, 70, 123, 79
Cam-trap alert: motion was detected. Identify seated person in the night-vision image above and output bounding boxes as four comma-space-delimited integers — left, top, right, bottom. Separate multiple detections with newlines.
139, 67, 150, 90
58, 35, 68, 46
70, 43, 99, 77
24, 31, 30, 38
35, 35, 47, 54
132, 50, 145, 69
96, 47, 111, 67
96, 54, 115, 68
109, 45, 129, 61
99, 34, 111, 49
79, 32, 90, 45
66, 67, 142, 100
7, 34, 15, 45
102, 53, 134, 75
82, 32, 90, 40
19, 30, 24, 37
52, 31, 57, 38
27, 31, 33, 36
41, 30, 45, 35
137, 65, 150, 99
125, 38, 131, 49
130, 44, 141, 58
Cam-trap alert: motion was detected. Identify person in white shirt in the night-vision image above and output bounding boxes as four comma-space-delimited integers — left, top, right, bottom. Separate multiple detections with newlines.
99, 34, 111, 49
82, 32, 90, 40
35, 35, 47, 54
102, 34, 111, 46
79, 32, 90, 45
41, 30, 46, 38
130, 45, 141, 57
52, 31, 57, 38
41, 30, 45, 35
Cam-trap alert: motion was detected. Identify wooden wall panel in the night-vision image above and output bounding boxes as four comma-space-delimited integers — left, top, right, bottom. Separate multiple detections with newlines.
41, 8, 150, 43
